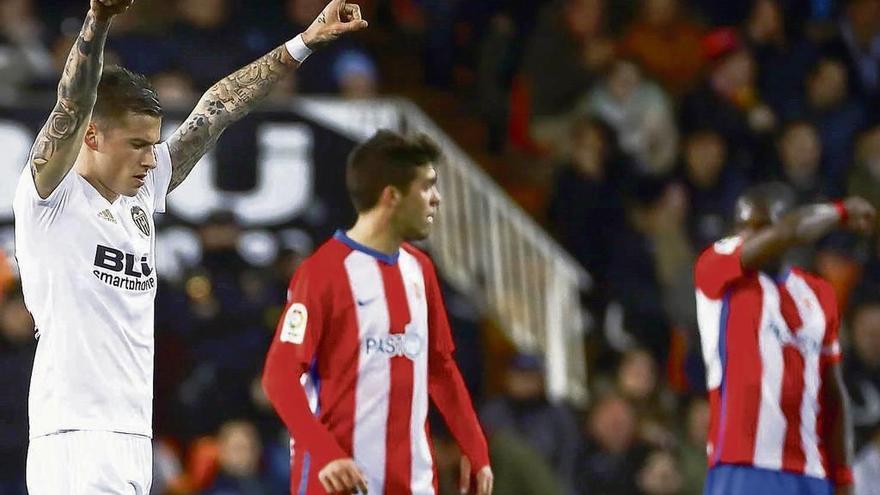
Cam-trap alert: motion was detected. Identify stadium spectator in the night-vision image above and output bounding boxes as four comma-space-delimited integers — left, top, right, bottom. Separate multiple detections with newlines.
522, 0, 615, 152
844, 298, 880, 452
104, 0, 173, 78
201, 420, 272, 495
480, 353, 580, 494
485, 431, 564, 495
582, 58, 678, 175
0, 289, 33, 495
801, 57, 867, 193
679, 398, 711, 495
776, 120, 828, 203
681, 28, 777, 178
576, 392, 648, 495
170, 0, 251, 89
854, 428, 880, 495
151, 70, 198, 110
615, 348, 677, 448
848, 126, 880, 216
332, 48, 378, 98
680, 129, 748, 251
822, 0, 880, 106
619, 0, 706, 97
547, 116, 628, 293
432, 424, 562, 495
0, 0, 53, 99
637, 449, 685, 495
744, 0, 819, 120
608, 180, 692, 358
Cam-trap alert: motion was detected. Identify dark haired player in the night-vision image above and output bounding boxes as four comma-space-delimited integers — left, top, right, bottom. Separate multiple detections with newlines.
695, 183, 875, 495
13, 0, 366, 492
262, 130, 494, 494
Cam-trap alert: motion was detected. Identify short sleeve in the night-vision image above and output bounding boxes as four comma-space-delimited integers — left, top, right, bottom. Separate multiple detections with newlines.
146, 142, 173, 213
419, 252, 456, 356
271, 259, 327, 369
694, 236, 747, 299
14, 163, 75, 209
12, 164, 76, 230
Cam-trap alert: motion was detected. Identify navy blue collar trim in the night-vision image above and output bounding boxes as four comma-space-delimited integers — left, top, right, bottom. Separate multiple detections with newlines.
773, 267, 792, 284
334, 230, 399, 265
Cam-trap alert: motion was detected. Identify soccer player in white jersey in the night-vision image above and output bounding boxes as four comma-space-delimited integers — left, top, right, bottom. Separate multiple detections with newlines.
12, 0, 366, 492
694, 183, 875, 495
262, 131, 494, 494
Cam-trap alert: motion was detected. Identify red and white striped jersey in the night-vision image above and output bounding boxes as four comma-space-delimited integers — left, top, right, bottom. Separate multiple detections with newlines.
262, 231, 489, 495
694, 236, 842, 480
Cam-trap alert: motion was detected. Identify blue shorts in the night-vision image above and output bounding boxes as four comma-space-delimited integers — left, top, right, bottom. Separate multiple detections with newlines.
704, 464, 833, 495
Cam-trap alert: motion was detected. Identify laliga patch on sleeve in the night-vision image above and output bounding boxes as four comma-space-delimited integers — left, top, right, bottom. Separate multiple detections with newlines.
280, 303, 308, 344
713, 236, 743, 255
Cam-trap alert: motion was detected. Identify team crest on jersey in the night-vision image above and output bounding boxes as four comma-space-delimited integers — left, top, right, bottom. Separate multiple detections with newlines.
130, 206, 151, 237
281, 303, 308, 344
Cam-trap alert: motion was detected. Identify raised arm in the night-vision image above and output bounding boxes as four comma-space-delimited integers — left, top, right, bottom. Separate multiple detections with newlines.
741, 197, 876, 270
164, 0, 367, 192
28, 0, 132, 199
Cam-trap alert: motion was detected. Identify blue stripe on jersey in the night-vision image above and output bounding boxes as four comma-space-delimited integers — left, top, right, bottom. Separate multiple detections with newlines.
298, 453, 311, 495
714, 290, 731, 465
299, 358, 320, 494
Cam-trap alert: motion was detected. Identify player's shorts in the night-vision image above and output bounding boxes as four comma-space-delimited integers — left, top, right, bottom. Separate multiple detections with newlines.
26, 430, 152, 495
705, 464, 833, 495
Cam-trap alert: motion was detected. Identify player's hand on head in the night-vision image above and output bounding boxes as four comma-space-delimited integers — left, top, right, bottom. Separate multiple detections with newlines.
302, 0, 368, 49
318, 458, 369, 494
90, 0, 134, 20
843, 196, 877, 235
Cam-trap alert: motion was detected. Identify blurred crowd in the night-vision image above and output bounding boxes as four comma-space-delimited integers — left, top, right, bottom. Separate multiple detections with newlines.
4, 0, 880, 494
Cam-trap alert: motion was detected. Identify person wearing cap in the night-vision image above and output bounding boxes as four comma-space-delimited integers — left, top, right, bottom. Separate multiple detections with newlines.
480, 353, 580, 495
681, 27, 777, 178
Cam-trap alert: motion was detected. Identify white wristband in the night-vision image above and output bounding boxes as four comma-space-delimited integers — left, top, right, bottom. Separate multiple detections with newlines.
285, 34, 313, 63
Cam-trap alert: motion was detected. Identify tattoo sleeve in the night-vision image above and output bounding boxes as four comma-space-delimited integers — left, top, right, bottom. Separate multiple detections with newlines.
29, 11, 109, 196
165, 46, 297, 192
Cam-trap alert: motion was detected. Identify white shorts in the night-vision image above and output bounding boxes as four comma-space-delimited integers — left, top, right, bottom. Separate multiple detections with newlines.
26, 430, 152, 495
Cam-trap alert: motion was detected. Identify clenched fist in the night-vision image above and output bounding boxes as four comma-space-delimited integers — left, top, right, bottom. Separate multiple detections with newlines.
90, 0, 134, 20
302, 0, 368, 49
842, 196, 877, 235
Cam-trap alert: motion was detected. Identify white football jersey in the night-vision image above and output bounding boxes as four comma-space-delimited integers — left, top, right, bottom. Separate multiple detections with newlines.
13, 143, 172, 439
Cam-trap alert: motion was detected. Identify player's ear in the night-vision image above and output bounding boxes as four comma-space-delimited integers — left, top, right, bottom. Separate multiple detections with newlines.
380, 185, 401, 207
84, 122, 100, 151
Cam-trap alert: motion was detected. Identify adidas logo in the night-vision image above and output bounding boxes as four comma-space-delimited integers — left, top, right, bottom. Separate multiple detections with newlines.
98, 209, 116, 224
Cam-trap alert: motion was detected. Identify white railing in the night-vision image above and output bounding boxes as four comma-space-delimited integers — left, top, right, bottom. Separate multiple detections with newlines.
295, 98, 591, 404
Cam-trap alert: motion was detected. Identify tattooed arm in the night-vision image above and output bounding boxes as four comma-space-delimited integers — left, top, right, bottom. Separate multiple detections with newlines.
28, 0, 132, 199
164, 0, 367, 192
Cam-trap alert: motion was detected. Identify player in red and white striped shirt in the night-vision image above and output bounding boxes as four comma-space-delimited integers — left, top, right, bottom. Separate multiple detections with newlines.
695, 184, 875, 495
262, 130, 492, 495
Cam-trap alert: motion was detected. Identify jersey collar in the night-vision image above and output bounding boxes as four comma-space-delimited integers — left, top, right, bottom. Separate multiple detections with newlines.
334, 230, 399, 265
